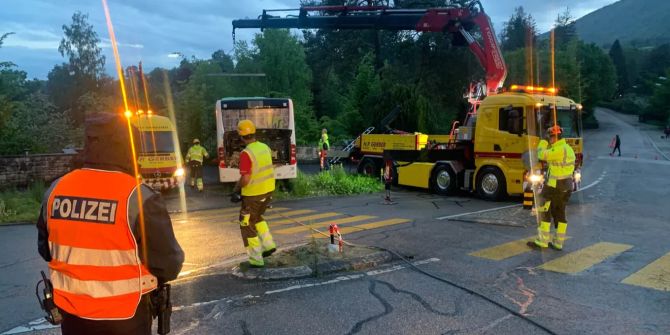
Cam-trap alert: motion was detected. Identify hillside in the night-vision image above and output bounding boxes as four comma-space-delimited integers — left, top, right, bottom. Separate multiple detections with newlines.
574, 0, 670, 47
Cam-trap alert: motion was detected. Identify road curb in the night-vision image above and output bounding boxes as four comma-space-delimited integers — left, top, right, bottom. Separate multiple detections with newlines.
231, 250, 394, 280
0, 221, 34, 227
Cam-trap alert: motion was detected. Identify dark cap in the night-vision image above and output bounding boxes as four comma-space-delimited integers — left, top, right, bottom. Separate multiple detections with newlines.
82, 113, 139, 174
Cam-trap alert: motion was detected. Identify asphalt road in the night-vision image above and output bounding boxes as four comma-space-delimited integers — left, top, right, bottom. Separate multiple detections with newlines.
2, 108, 669, 335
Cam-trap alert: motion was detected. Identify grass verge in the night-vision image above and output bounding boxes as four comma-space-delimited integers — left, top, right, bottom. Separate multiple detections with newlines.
0, 182, 45, 224
275, 165, 383, 200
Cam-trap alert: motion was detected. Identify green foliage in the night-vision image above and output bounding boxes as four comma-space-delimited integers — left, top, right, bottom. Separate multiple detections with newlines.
55, 11, 107, 125
500, 7, 536, 52
280, 166, 383, 199
609, 40, 630, 95
646, 69, 670, 124
0, 181, 45, 224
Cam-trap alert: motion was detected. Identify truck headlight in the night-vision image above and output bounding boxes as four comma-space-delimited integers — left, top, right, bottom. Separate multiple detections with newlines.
528, 174, 543, 184
174, 168, 185, 177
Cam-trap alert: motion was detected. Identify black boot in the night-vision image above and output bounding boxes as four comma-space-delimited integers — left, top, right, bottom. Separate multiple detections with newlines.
262, 248, 277, 258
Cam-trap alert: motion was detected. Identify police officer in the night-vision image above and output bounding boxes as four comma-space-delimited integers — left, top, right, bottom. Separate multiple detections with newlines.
186, 138, 209, 191
318, 128, 330, 171
529, 125, 576, 251
37, 113, 184, 335
231, 120, 277, 268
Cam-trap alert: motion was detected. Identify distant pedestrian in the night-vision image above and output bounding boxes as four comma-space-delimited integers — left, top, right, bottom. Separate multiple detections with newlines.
318, 128, 330, 171
664, 125, 670, 140
610, 134, 621, 156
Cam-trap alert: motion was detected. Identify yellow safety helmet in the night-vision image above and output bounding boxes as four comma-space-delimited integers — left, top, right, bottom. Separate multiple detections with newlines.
238, 119, 256, 136
193, 138, 200, 144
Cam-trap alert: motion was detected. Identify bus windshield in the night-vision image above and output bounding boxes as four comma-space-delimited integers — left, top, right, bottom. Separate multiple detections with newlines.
222, 108, 290, 131
139, 131, 175, 153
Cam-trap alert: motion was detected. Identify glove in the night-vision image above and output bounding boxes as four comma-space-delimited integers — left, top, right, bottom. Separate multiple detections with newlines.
230, 192, 242, 203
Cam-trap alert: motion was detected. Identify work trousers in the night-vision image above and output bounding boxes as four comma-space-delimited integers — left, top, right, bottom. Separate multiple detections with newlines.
60, 294, 152, 335
189, 161, 204, 190
319, 149, 329, 171
539, 179, 572, 226
239, 192, 276, 266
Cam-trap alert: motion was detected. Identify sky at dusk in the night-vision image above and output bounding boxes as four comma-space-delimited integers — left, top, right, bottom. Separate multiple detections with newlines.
0, 0, 619, 79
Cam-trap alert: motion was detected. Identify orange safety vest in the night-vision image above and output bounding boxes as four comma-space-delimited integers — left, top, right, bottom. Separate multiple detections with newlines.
46, 169, 157, 320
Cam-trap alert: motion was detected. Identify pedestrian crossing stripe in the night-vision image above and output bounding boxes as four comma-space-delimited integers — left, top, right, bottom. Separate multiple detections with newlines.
172, 207, 289, 222
270, 212, 342, 227
469, 236, 537, 260
263, 209, 315, 221
621, 252, 670, 291
311, 218, 412, 238
275, 215, 377, 235
469, 236, 573, 261
538, 242, 632, 274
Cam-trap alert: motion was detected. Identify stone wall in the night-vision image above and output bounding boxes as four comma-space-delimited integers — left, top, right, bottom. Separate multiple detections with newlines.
0, 154, 77, 188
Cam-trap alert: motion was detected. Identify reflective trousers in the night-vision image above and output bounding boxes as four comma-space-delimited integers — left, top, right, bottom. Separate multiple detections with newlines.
189, 161, 203, 191
535, 179, 572, 249
239, 192, 277, 266
319, 150, 329, 171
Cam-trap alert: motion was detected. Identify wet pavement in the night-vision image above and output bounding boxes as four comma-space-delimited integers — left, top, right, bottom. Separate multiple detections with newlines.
3, 108, 670, 335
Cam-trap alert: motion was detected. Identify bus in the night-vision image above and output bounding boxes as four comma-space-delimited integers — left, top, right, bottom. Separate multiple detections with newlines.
131, 114, 185, 191
215, 97, 297, 183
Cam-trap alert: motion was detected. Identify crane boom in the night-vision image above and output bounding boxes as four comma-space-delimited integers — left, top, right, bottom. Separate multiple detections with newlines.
232, 3, 507, 96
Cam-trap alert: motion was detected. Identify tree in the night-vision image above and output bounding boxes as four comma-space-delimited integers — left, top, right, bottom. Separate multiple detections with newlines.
645, 69, 670, 124
58, 12, 105, 81
500, 7, 536, 52
553, 8, 578, 46
211, 50, 234, 73
609, 39, 629, 97
52, 11, 106, 124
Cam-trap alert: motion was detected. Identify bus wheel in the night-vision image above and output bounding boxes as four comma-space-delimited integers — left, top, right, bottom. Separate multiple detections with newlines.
430, 164, 456, 195
476, 167, 507, 201
358, 158, 379, 177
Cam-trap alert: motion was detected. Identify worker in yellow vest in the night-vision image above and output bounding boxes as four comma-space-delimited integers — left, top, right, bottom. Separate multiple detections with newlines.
37, 113, 184, 334
528, 125, 576, 251
318, 128, 330, 171
186, 138, 209, 191
231, 120, 277, 267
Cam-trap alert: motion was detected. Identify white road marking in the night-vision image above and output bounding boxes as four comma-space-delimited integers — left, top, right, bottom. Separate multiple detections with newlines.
576, 171, 606, 192
264, 257, 440, 295
646, 134, 670, 161
1, 318, 58, 335
597, 155, 670, 166
436, 204, 521, 220
435, 169, 606, 221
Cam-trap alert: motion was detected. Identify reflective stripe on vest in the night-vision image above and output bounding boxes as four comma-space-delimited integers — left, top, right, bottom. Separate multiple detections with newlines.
543, 140, 576, 187
187, 145, 206, 163
47, 169, 157, 320
241, 141, 275, 196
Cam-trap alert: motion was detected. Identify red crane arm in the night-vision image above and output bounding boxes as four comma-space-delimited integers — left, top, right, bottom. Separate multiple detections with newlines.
232, 3, 507, 95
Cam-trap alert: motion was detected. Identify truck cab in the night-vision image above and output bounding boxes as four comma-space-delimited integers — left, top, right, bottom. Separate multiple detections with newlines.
470, 88, 583, 200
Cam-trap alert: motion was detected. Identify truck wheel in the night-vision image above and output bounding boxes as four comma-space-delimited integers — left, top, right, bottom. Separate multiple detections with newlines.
358, 158, 379, 177
476, 167, 507, 201
430, 164, 457, 195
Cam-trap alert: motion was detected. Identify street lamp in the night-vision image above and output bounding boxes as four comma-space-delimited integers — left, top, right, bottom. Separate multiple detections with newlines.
167, 52, 184, 58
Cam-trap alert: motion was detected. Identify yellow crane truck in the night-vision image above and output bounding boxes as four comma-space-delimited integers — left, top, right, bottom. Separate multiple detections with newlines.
352, 85, 584, 200
231, 2, 584, 200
